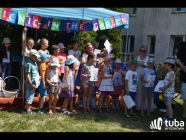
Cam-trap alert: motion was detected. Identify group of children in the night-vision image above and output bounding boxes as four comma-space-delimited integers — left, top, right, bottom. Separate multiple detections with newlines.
0, 27, 176, 125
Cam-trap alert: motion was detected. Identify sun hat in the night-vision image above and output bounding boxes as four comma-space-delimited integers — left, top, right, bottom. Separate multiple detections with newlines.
147, 58, 154, 63
2, 37, 12, 44
115, 59, 122, 64
40, 53, 51, 60
90, 40, 99, 48
58, 43, 66, 49
48, 57, 61, 67
104, 54, 114, 61
29, 49, 41, 58
130, 60, 139, 66
164, 59, 175, 65
65, 55, 78, 65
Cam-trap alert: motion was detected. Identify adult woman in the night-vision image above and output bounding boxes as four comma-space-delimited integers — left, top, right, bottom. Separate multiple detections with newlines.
0, 38, 12, 88
129, 45, 156, 112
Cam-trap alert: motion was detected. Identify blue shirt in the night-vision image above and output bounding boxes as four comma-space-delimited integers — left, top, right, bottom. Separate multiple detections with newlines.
141, 67, 155, 86
26, 58, 39, 82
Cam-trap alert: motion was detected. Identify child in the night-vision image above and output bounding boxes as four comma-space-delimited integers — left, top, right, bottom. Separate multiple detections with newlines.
57, 43, 67, 81
38, 53, 51, 114
159, 59, 176, 125
98, 54, 114, 113
59, 55, 78, 114
25, 49, 41, 114
81, 43, 93, 66
46, 57, 62, 114
68, 39, 81, 81
21, 26, 35, 97
0, 38, 12, 88
124, 60, 139, 118
81, 52, 96, 113
140, 58, 156, 117
112, 59, 124, 110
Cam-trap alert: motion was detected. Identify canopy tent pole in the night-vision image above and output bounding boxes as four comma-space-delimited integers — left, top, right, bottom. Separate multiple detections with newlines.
22, 30, 27, 108
124, 29, 128, 66
35, 29, 37, 49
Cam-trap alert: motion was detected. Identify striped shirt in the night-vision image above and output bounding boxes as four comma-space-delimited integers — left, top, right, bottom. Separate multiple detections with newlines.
26, 58, 39, 82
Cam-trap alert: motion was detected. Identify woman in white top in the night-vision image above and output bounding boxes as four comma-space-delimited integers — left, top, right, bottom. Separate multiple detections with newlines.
129, 45, 157, 112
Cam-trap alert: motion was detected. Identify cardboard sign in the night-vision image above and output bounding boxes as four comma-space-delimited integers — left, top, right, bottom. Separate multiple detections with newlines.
98, 18, 106, 30
64, 19, 72, 30
78, 20, 87, 31
70, 20, 79, 31
25, 13, 33, 27
51, 18, 61, 31
1, 7, 11, 21
8, 10, 18, 24
44, 17, 53, 29
110, 16, 116, 28
92, 19, 100, 31
32, 15, 42, 29
18, 11, 26, 26
104, 17, 112, 29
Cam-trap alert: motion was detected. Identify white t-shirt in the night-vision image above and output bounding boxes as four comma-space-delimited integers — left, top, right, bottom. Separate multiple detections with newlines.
68, 49, 81, 61
22, 47, 32, 65
125, 70, 138, 92
163, 71, 175, 97
2, 51, 10, 63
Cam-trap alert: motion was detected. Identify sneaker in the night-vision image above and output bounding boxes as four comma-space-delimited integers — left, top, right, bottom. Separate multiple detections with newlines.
26, 110, 36, 115
124, 114, 131, 119
162, 116, 169, 122
38, 110, 46, 115
48, 109, 53, 115
129, 113, 138, 117
61, 110, 70, 115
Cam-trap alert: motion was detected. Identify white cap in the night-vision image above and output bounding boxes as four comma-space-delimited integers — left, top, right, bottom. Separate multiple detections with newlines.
58, 43, 66, 49
48, 58, 61, 67
115, 59, 122, 63
164, 59, 175, 65
29, 49, 40, 58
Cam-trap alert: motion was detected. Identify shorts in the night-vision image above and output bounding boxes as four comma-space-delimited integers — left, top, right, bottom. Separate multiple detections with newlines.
124, 90, 136, 104
101, 91, 110, 95
141, 86, 154, 98
82, 81, 94, 88
40, 81, 48, 97
181, 82, 186, 100
47, 82, 59, 94
26, 81, 35, 104
164, 96, 173, 106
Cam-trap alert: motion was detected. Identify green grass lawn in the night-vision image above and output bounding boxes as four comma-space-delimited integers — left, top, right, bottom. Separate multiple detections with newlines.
0, 98, 186, 132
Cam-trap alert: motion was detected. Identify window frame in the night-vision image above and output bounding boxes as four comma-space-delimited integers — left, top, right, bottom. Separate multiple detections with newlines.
148, 35, 156, 56
171, 36, 186, 56
121, 35, 135, 55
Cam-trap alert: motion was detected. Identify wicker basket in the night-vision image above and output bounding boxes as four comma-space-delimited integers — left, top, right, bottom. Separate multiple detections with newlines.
3, 76, 20, 98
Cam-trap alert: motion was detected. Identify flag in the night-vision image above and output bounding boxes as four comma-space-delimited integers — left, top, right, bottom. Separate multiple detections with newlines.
98, 18, 106, 30
44, 17, 53, 29
51, 18, 61, 31
104, 18, 112, 29
1, 7, 11, 21
92, 19, 99, 31
8, 9, 18, 24
64, 20, 72, 30
110, 16, 116, 28
70, 20, 79, 31
32, 15, 42, 29
18, 11, 26, 26
114, 15, 123, 27
120, 14, 128, 25
25, 13, 33, 27
78, 20, 87, 31
0, 8, 3, 19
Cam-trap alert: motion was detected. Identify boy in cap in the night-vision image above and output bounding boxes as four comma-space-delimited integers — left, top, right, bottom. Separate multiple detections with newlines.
124, 60, 139, 119
38, 53, 51, 114
159, 59, 176, 125
25, 49, 41, 114
140, 58, 156, 117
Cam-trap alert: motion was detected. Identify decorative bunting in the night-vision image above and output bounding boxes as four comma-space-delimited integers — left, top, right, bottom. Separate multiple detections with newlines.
110, 16, 116, 28
51, 18, 61, 31
25, 13, 33, 27
64, 20, 72, 30
114, 15, 123, 27
8, 9, 18, 24
92, 19, 99, 31
1, 8, 11, 21
78, 20, 87, 31
32, 15, 42, 29
0, 8, 3, 19
70, 20, 79, 31
44, 17, 53, 29
98, 18, 106, 30
120, 14, 128, 24
104, 18, 112, 29
18, 11, 26, 26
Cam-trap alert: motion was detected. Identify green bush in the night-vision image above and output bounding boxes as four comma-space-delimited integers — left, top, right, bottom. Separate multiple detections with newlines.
155, 62, 182, 94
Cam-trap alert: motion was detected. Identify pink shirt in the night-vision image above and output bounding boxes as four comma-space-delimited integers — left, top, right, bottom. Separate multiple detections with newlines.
57, 53, 67, 73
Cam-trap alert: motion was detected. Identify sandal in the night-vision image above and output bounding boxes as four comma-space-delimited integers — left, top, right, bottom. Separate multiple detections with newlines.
105, 108, 110, 113
87, 108, 93, 113
70, 108, 77, 113
177, 116, 186, 120
83, 109, 87, 113
124, 114, 131, 119
98, 108, 103, 113
140, 113, 146, 117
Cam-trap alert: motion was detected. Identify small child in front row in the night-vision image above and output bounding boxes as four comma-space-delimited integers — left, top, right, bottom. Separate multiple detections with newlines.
59, 55, 78, 114
46, 58, 62, 114
98, 54, 114, 113
112, 59, 125, 110
124, 60, 139, 119
140, 58, 156, 117
159, 59, 176, 125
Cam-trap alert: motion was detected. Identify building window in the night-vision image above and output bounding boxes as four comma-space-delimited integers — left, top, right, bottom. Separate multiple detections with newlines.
122, 36, 135, 54
176, 7, 186, 11
172, 36, 186, 56
148, 36, 156, 55
133, 7, 137, 14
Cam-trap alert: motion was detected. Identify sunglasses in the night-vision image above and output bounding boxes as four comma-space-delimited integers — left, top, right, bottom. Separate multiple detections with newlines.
140, 50, 146, 52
